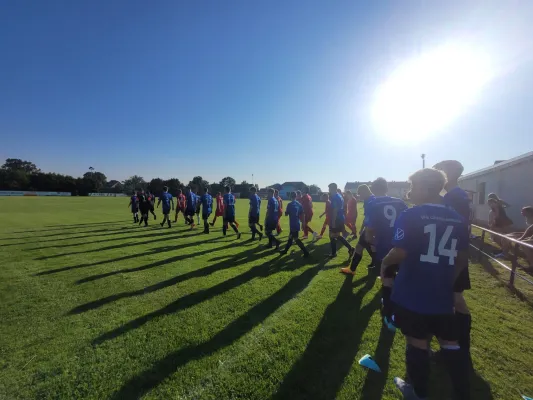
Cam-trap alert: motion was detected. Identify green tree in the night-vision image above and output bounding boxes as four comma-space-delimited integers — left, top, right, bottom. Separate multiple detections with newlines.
189, 176, 209, 191
82, 171, 107, 193
163, 178, 182, 195
149, 178, 165, 195
1, 158, 40, 174
123, 175, 146, 194
309, 184, 321, 194
219, 176, 236, 188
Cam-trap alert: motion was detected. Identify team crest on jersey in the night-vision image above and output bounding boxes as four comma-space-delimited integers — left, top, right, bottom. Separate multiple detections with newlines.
394, 228, 405, 240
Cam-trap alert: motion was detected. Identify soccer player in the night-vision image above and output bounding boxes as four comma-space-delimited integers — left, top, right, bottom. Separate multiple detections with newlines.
383, 168, 470, 400
223, 186, 241, 238
280, 191, 309, 257
184, 187, 197, 229
300, 186, 318, 241
248, 187, 264, 241
146, 191, 157, 220
210, 192, 225, 226
275, 189, 283, 235
128, 192, 139, 223
200, 187, 213, 234
137, 191, 151, 227
433, 160, 473, 364
319, 192, 330, 237
341, 183, 377, 274
337, 188, 349, 238
174, 189, 187, 223
344, 190, 358, 238
265, 188, 281, 249
157, 186, 175, 228
328, 183, 354, 257
195, 191, 202, 226
355, 185, 407, 330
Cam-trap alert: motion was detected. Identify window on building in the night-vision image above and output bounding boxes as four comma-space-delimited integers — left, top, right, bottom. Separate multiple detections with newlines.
478, 182, 486, 205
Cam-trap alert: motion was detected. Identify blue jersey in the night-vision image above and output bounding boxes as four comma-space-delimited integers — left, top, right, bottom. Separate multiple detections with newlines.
366, 196, 408, 260
159, 192, 173, 210
443, 187, 470, 223
186, 192, 196, 212
130, 195, 138, 211
201, 194, 213, 215
267, 196, 279, 223
223, 193, 236, 217
391, 204, 469, 315
285, 200, 303, 232
330, 193, 345, 224
362, 195, 376, 226
249, 194, 261, 216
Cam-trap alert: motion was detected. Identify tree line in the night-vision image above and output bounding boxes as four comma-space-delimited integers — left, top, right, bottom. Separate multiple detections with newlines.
0, 158, 322, 197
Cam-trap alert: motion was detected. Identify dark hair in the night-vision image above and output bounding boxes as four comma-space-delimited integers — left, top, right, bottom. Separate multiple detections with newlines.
522, 206, 533, 218
328, 183, 337, 190
268, 188, 275, 195
274, 189, 279, 195
290, 191, 297, 199
225, 186, 231, 193
204, 186, 209, 192
371, 177, 387, 196
163, 186, 169, 192
250, 187, 257, 192
303, 186, 309, 193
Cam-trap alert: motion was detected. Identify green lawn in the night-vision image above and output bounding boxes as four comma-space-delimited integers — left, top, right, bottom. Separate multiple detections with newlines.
0, 197, 532, 400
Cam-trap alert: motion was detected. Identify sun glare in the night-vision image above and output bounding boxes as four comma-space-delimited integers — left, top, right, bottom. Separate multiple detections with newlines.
372, 43, 492, 143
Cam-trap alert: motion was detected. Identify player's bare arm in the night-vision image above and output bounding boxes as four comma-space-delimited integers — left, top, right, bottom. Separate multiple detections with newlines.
381, 247, 406, 281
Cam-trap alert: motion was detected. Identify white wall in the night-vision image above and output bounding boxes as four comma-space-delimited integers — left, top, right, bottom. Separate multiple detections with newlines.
459, 158, 533, 229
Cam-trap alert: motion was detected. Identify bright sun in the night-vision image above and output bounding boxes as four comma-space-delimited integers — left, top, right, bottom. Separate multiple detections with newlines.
372, 43, 492, 143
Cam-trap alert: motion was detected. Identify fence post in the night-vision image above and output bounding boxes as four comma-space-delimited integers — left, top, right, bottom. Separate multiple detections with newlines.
509, 242, 519, 287
478, 230, 486, 262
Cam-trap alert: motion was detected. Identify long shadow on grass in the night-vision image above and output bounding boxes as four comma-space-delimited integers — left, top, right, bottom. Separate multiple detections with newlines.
35, 235, 225, 277
429, 357, 494, 399
0, 226, 136, 246
109, 252, 329, 400
69, 243, 264, 313
272, 273, 380, 400
478, 255, 533, 309
92, 244, 327, 346
73, 240, 255, 286
35, 230, 205, 260
8, 221, 125, 234
28, 228, 196, 250
360, 322, 396, 399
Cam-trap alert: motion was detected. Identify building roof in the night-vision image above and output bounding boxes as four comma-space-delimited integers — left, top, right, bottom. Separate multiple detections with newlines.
459, 151, 533, 181
106, 180, 122, 188
344, 181, 409, 190
280, 181, 306, 188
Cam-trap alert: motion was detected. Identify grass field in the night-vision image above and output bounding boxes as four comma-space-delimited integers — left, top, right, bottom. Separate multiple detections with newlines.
1, 197, 533, 400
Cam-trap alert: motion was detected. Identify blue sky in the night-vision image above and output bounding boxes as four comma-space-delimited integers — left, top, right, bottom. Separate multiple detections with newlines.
1, 0, 533, 191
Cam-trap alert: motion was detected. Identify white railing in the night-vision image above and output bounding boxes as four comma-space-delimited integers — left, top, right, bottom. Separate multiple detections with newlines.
470, 224, 533, 287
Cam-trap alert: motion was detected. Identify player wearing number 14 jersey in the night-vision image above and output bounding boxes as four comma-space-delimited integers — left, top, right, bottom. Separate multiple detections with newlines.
382, 168, 470, 400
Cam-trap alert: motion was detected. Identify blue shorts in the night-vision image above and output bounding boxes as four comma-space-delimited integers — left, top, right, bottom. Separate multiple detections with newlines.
162, 207, 170, 215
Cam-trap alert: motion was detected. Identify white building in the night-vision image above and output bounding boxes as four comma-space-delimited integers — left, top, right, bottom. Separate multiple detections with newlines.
458, 152, 533, 230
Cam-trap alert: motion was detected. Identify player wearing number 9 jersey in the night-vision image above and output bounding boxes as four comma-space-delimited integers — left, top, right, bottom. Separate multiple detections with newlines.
383, 168, 470, 400
364, 195, 408, 330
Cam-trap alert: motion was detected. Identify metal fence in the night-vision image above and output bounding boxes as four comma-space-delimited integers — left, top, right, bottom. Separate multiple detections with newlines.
470, 224, 533, 287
